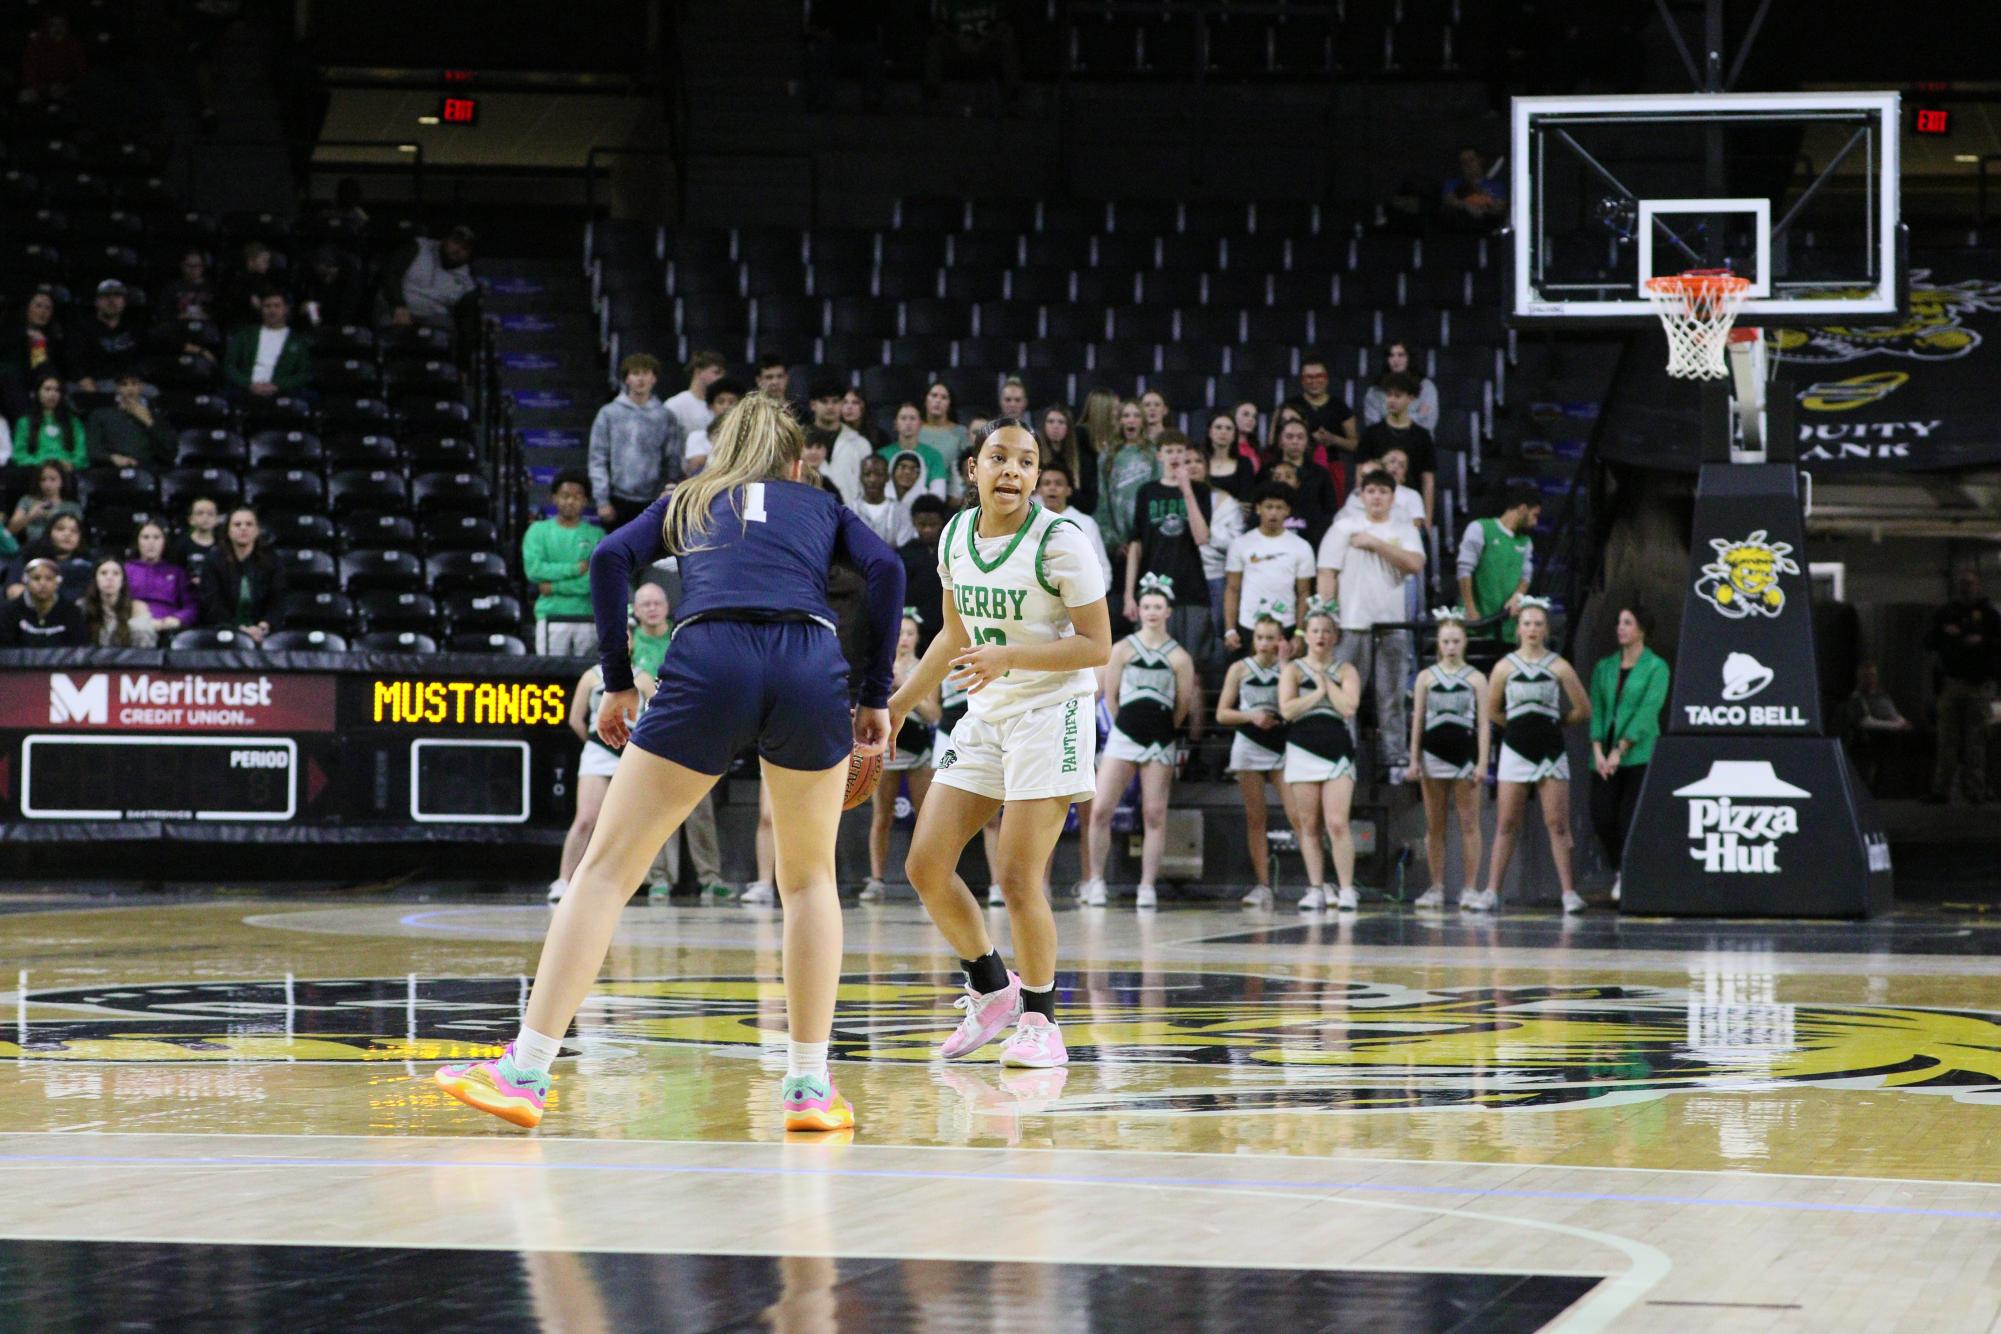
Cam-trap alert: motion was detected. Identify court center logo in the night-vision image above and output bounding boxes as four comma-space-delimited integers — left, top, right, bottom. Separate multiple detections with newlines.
17, 973, 2001, 1114
1694, 530, 1799, 619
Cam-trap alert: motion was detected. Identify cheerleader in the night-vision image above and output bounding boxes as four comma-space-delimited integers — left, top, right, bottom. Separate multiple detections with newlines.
1404, 609, 1490, 910
862, 609, 941, 901
549, 649, 653, 904
1215, 612, 1295, 909
1280, 601, 1363, 911
1081, 573, 1199, 909
1475, 597, 1592, 913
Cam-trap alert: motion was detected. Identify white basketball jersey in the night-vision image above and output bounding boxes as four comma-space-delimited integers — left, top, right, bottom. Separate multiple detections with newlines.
940, 505, 1099, 722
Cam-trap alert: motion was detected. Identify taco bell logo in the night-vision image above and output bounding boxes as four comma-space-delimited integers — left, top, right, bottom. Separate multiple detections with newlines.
1674, 761, 1810, 874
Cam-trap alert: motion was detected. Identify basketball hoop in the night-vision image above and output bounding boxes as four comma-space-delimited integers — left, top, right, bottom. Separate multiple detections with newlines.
1643, 269, 1753, 379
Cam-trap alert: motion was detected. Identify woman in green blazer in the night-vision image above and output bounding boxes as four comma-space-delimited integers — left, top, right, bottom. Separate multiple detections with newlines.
1588, 605, 1670, 899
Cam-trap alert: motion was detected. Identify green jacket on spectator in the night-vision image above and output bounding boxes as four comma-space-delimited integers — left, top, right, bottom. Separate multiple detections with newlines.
222, 325, 313, 394
11, 415, 88, 470
1588, 646, 1670, 768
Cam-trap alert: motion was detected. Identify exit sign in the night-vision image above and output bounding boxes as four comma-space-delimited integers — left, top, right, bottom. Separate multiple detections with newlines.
1914, 108, 1950, 136
439, 96, 479, 126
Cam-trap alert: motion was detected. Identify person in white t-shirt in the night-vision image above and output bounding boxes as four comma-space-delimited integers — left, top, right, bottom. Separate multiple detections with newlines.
1224, 483, 1315, 656
1316, 467, 1425, 773
1036, 461, 1112, 587
848, 454, 915, 548
663, 349, 725, 438
679, 376, 742, 475
1336, 443, 1428, 621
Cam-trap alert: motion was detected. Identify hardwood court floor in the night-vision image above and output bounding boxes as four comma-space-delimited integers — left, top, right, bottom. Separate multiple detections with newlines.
6, 889, 2001, 1330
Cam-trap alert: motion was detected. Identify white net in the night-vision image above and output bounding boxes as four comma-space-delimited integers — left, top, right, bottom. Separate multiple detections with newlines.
1643, 270, 1752, 379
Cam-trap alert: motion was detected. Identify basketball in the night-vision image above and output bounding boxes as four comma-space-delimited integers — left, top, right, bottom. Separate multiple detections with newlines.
843, 746, 882, 810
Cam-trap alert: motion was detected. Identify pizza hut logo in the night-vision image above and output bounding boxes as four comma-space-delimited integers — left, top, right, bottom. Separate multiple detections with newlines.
1674, 761, 1810, 874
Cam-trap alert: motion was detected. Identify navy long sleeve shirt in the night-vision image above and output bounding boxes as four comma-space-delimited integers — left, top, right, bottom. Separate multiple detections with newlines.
589, 480, 905, 706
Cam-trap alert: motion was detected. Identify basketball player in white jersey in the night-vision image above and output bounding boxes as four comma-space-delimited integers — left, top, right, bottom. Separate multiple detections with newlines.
889, 419, 1113, 1069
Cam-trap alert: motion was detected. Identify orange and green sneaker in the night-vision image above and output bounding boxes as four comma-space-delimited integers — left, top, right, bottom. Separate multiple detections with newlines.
434, 1045, 552, 1129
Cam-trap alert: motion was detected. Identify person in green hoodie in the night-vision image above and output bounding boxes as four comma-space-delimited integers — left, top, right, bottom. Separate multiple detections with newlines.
1588, 604, 1670, 901
522, 468, 605, 657
9, 373, 87, 470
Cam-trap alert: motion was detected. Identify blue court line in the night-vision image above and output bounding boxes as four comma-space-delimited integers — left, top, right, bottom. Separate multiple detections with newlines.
1, 1151, 1997, 1222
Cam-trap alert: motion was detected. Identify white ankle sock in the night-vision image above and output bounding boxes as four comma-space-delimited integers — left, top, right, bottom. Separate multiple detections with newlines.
510, 1026, 562, 1074
787, 1040, 829, 1079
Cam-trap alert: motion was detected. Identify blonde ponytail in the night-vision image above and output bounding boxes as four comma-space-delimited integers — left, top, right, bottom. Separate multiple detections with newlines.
661, 393, 803, 552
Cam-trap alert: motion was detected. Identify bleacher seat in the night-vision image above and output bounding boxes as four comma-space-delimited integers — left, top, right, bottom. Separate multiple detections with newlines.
329, 468, 408, 516
280, 591, 354, 635
170, 628, 256, 650
413, 472, 491, 517
358, 590, 438, 635
243, 468, 324, 516
445, 592, 524, 636
175, 428, 247, 469
264, 629, 347, 653
360, 631, 439, 654
451, 632, 527, 655
248, 430, 324, 469
423, 514, 498, 552
161, 466, 241, 513
345, 513, 419, 551
339, 550, 424, 596
425, 551, 510, 597
278, 548, 338, 593
269, 512, 337, 550
326, 433, 401, 469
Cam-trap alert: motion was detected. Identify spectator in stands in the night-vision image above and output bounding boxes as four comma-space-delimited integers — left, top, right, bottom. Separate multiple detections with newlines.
18, 11, 87, 103
998, 377, 1030, 422
1077, 386, 1120, 458
165, 249, 217, 324
87, 373, 175, 468
1458, 485, 1539, 644
4, 291, 67, 416
665, 350, 725, 439
10, 376, 87, 471
1925, 568, 2001, 805
6, 511, 90, 603
1317, 468, 1425, 776
1441, 147, 1508, 232
798, 433, 843, 496
881, 402, 946, 496
382, 225, 478, 331
1126, 432, 1219, 672
1098, 397, 1157, 552
199, 506, 286, 643
1362, 341, 1440, 432
924, 0, 1022, 107
1232, 400, 1264, 462
806, 378, 873, 502
221, 241, 281, 327
1037, 404, 1096, 517
918, 381, 970, 494
1359, 372, 1437, 524
899, 494, 948, 653
1225, 483, 1315, 659
1588, 604, 1668, 901
1187, 450, 1243, 640
630, 580, 673, 678
587, 353, 682, 530
223, 289, 312, 404
1203, 410, 1253, 502
1340, 443, 1426, 528
681, 375, 742, 475
839, 388, 882, 447
1842, 661, 1914, 791
523, 468, 605, 658
6, 462, 81, 547
1269, 416, 1338, 546
68, 282, 143, 392
887, 451, 932, 528
753, 354, 802, 419
82, 557, 156, 649
126, 521, 198, 636
1282, 356, 1358, 480
0, 560, 86, 648
850, 454, 914, 548
169, 496, 221, 591
299, 246, 369, 330
1036, 462, 1112, 586
332, 177, 370, 228
1140, 390, 1172, 444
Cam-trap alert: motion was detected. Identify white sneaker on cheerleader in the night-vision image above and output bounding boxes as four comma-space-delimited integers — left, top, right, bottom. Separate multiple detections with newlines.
858, 878, 885, 902
987, 883, 1004, 906
1078, 879, 1108, 906
1611, 874, 1622, 903
1297, 887, 1327, 912
1460, 888, 1496, 912
1562, 889, 1588, 914
1135, 884, 1157, 910
740, 881, 775, 906
1412, 887, 1444, 910
546, 878, 566, 904
1240, 885, 1274, 910
1335, 886, 1360, 911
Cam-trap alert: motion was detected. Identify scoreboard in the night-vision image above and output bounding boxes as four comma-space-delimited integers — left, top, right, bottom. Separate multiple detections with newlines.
0, 656, 582, 839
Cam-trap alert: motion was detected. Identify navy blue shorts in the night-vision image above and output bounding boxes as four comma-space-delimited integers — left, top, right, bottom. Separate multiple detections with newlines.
627, 619, 852, 775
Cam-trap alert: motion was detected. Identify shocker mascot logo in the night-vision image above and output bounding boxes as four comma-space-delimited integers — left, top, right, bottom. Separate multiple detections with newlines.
1771, 272, 2001, 365
1695, 530, 1799, 619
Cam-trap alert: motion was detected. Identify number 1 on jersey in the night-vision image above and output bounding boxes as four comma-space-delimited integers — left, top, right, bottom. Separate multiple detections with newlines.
744, 482, 768, 523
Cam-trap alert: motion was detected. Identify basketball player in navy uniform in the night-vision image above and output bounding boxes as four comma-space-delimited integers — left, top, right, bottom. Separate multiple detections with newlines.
436, 394, 904, 1133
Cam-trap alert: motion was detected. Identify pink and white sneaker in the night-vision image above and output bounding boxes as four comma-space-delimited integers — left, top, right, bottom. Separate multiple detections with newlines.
940, 972, 1022, 1060
999, 1012, 1069, 1068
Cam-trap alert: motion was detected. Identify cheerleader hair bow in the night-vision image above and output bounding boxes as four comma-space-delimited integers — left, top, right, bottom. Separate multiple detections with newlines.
1304, 594, 1336, 619
1516, 595, 1552, 613
1431, 605, 1468, 625
1137, 572, 1177, 603
903, 605, 924, 625
1267, 598, 1290, 619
